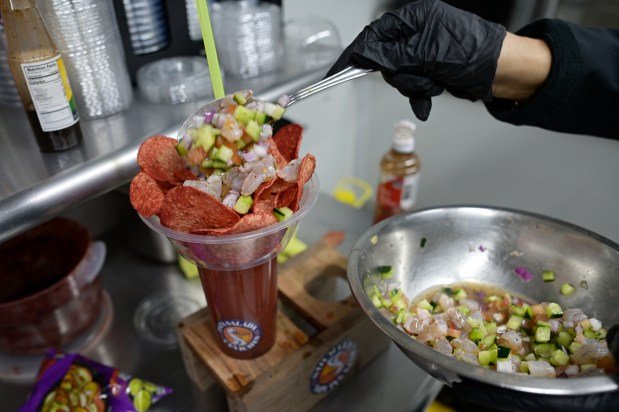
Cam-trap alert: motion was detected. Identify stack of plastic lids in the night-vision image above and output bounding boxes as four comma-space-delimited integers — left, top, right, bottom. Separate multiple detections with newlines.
211, 0, 283, 79
38, 0, 133, 119
122, 0, 170, 55
0, 23, 21, 107
185, 0, 202, 41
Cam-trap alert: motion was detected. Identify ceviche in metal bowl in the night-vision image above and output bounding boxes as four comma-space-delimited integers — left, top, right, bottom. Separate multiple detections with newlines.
365, 270, 616, 378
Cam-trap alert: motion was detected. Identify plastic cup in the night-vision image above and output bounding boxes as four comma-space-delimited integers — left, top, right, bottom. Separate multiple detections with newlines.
140, 174, 319, 358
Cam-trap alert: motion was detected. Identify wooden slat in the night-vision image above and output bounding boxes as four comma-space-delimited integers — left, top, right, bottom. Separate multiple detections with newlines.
278, 240, 357, 330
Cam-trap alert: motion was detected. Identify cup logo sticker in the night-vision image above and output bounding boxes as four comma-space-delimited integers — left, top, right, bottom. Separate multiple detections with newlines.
309, 339, 357, 394
217, 320, 261, 352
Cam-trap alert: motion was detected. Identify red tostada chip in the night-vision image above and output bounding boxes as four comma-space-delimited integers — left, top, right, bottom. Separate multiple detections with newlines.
160, 186, 240, 232
130, 171, 165, 217
273, 124, 302, 162
276, 186, 297, 208
192, 212, 278, 236
137, 135, 187, 183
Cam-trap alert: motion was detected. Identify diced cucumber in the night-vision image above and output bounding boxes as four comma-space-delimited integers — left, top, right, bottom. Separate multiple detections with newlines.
245, 120, 262, 142
478, 349, 498, 366
510, 305, 527, 317
535, 326, 551, 343
537, 320, 551, 328
485, 295, 501, 303
187, 128, 199, 139
533, 343, 556, 358
546, 302, 563, 319
380, 297, 393, 309
484, 321, 497, 335
525, 353, 536, 362
264, 103, 285, 120
395, 309, 407, 324
542, 270, 555, 282
523, 304, 533, 319
497, 345, 511, 359
519, 361, 529, 373
375, 266, 394, 279
470, 327, 486, 342
254, 111, 267, 125
212, 160, 228, 170
453, 288, 467, 301
583, 329, 597, 340
597, 328, 607, 340
176, 142, 188, 156
481, 334, 497, 348
560, 283, 576, 296
198, 125, 216, 151
236, 138, 247, 149
580, 364, 597, 372
457, 305, 470, 316
566, 327, 577, 337
569, 341, 583, 354
214, 145, 233, 163
234, 105, 256, 124
273, 207, 293, 222
371, 294, 382, 308
417, 299, 433, 312
233, 92, 247, 105
233, 195, 253, 214
389, 288, 402, 300
556, 331, 573, 348
507, 315, 523, 330
549, 349, 570, 366
211, 169, 224, 176
201, 159, 214, 168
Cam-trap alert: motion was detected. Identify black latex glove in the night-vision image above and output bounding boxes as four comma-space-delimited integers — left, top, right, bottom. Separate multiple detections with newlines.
327, 0, 506, 120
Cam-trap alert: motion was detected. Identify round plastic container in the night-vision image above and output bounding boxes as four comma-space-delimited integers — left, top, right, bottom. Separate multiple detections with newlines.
140, 174, 319, 358
137, 57, 218, 104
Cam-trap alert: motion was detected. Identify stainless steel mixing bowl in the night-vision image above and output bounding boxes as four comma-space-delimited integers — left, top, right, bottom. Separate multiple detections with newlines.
347, 206, 618, 402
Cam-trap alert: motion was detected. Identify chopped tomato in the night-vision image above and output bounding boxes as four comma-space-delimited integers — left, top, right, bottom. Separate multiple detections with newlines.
187, 147, 207, 165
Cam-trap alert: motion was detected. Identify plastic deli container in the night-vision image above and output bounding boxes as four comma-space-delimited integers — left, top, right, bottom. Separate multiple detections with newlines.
141, 175, 319, 358
0, 218, 107, 354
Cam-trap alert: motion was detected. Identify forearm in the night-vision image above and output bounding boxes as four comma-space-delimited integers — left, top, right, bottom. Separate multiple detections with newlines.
492, 32, 552, 101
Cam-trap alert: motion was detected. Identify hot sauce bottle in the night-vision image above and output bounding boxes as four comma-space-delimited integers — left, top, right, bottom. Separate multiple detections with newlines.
374, 120, 421, 223
1, 0, 82, 152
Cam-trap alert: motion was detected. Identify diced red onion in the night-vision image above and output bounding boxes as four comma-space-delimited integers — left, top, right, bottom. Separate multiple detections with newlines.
549, 318, 561, 333
475, 291, 486, 300
253, 142, 268, 158
514, 266, 533, 282
478, 245, 487, 252
192, 115, 204, 128
204, 111, 214, 124
564, 365, 579, 377
277, 94, 290, 107
242, 151, 258, 163
260, 124, 273, 140
589, 318, 602, 331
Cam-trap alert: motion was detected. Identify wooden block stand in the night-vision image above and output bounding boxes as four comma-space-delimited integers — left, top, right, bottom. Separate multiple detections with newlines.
178, 233, 391, 412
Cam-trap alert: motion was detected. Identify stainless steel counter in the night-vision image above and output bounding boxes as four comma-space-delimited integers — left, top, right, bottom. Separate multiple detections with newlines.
0, 194, 440, 411
0, 66, 326, 243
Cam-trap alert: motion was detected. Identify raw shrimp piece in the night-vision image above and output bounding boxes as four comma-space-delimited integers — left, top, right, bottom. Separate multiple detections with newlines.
434, 337, 453, 356
571, 342, 610, 364
450, 338, 479, 354
445, 307, 467, 329
527, 360, 556, 378
438, 294, 455, 311
499, 330, 523, 353
562, 308, 587, 328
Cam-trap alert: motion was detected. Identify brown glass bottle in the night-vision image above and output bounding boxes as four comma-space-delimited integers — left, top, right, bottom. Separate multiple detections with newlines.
1, 0, 82, 152
374, 120, 421, 223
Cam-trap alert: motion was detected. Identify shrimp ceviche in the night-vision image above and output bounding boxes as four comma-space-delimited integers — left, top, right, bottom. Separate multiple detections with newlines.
365, 269, 616, 378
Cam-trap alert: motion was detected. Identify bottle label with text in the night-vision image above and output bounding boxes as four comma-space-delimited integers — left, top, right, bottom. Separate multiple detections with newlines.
377, 173, 420, 211
21, 55, 79, 132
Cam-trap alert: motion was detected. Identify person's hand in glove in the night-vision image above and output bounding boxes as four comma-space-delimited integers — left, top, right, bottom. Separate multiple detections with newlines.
327, 0, 552, 121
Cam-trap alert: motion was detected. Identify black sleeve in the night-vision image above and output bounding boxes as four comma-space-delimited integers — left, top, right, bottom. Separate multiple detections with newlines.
484, 19, 619, 140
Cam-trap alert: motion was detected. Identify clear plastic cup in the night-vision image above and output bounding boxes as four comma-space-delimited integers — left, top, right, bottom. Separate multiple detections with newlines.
140, 174, 319, 358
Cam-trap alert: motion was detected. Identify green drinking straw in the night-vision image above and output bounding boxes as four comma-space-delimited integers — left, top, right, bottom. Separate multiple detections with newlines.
195, 0, 225, 99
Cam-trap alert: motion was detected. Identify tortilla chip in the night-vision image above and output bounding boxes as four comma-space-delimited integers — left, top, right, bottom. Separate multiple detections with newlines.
137, 135, 186, 183
173, 168, 198, 183
270, 178, 295, 193
273, 124, 302, 162
266, 137, 288, 169
276, 186, 296, 208
192, 212, 278, 236
129, 172, 165, 217
160, 186, 240, 232
253, 191, 279, 213
289, 154, 316, 211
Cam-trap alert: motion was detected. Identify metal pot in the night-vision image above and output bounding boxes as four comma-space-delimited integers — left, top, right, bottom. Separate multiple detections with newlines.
0, 218, 106, 354
347, 206, 618, 410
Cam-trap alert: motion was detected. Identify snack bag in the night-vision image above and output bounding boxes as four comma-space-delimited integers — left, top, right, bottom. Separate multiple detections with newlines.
19, 349, 172, 412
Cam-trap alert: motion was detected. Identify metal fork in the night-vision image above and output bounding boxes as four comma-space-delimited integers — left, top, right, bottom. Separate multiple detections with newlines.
283, 66, 374, 107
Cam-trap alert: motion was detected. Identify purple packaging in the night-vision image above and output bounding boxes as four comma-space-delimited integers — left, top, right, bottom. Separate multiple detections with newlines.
19, 349, 172, 412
